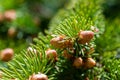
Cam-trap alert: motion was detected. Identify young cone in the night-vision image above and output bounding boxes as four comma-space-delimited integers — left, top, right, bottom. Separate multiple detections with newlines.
73, 57, 83, 68
83, 58, 96, 69
45, 49, 58, 61
78, 30, 94, 44
50, 35, 73, 48
0, 48, 14, 62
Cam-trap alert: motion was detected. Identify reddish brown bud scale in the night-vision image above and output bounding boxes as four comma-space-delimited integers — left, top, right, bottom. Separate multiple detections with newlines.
73, 57, 83, 68
50, 36, 73, 48
63, 50, 73, 59
29, 73, 48, 80
0, 48, 14, 62
83, 58, 96, 68
84, 47, 95, 55
4, 10, 16, 21
87, 47, 95, 54
78, 31, 94, 44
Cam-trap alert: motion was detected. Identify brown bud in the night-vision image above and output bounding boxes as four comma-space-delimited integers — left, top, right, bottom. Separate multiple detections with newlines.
4, 10, 16, 21
73, 57, 83, 68
29, 73, 48, 80
84, 58, 96, 68
50, 36, 73, 48
78, 30, 94, 44
0, 48, 14, 62
45, 49, 58, 61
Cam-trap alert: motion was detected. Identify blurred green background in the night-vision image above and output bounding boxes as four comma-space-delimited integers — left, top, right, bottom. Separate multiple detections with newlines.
0, 0, 120, 54
0, 0, 68, 53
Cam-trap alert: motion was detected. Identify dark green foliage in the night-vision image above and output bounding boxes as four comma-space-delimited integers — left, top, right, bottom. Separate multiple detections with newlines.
92, 51, 120, 80
102, 58, 120, 79
95, 13, 120, 53
103, 0, 120, 19
53, 58, 96, 80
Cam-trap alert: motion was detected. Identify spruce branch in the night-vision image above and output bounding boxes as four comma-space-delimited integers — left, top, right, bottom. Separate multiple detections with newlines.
54, 16, 92, 38
0, 45, 54, 80
50, 0, 105, 39
0, 0, 108, 80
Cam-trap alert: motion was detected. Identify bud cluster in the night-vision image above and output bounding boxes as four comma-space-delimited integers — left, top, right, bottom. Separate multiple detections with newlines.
50, 30, 97, 69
